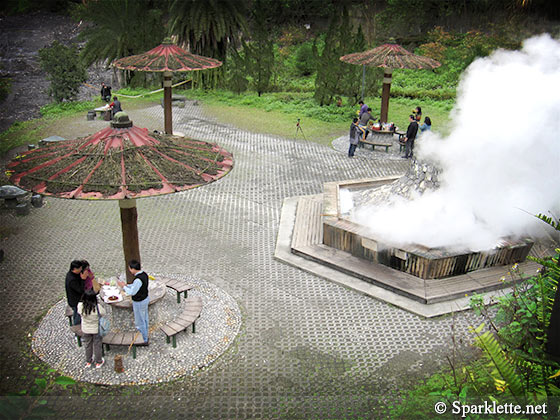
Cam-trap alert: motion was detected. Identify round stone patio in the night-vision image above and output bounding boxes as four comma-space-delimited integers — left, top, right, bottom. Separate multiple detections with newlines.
31, 274, 241, 385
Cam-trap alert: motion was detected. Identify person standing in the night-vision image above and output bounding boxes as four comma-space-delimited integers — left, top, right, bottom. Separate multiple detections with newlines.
413, 106, 422, 123
100, 83, 112, 102
403, 114, 419, 159
81, 260, 100, 293
118, 260, 149, 345
348, 117, 360, 158
419, 116, 432, 133
65, 260, 84, 325
358, 100, 368, 118
78, 289, 106, 368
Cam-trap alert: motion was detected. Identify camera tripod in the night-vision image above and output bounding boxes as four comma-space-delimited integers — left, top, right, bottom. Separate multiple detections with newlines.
295, 118, 307, 140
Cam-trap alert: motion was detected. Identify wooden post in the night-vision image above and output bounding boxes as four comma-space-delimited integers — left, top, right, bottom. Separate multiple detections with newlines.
380, 68, 392, 123
164, 71, 173, 135
119, 199, 140, 283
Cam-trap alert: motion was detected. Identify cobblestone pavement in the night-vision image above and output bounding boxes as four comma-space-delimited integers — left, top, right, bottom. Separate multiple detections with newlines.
0, 102, 485, 419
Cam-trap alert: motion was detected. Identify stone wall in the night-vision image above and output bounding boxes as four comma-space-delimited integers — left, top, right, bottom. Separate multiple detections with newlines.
389, 158, 441, 199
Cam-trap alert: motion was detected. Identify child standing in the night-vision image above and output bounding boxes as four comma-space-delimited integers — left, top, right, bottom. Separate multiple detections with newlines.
78, 290, 106, 368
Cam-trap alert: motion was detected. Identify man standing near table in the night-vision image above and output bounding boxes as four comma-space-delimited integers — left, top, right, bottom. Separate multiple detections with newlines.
100, 83, 112, 102
65, 260, 85, 325
403, 114, 419, 159
118, 260, 149, 345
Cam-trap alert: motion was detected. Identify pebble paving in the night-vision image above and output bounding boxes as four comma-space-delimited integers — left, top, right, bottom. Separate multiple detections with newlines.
32, 274, 241, 385
0, 100, 487, 418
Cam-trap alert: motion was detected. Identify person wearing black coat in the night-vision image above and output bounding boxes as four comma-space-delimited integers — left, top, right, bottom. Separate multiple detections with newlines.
65, 260, 84, 325
403, 114, 419, 159
100, 83, 112, 102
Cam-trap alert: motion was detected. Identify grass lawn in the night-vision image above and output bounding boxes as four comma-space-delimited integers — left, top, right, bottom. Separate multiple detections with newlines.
202, 102, 348, 147
198, 94, 455, 147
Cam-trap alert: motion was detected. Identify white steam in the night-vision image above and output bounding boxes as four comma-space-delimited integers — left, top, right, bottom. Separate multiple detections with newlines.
352, 34, 560, 251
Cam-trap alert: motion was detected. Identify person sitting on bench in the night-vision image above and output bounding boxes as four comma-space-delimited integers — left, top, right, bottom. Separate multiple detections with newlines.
109, 96, 122, 118
358, 107, 374, 140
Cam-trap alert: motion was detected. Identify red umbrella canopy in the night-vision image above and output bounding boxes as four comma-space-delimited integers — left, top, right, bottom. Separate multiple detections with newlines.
340, 43, 440, 69
6, 117, 233, 200
112, 39, 222, 72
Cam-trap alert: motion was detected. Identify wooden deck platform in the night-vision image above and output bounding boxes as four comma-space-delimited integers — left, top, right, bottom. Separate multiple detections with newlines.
290, 196, 540, 304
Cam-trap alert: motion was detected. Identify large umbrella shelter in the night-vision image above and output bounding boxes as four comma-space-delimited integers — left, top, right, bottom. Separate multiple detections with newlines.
112, 38, 222, 135
6, 115, 233, 281
341, 43, 440, 123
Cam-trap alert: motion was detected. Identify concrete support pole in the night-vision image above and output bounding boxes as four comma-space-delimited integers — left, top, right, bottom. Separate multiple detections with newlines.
380, 68, 393, 123
119, 199, 140, 283
164, 71, 173, 134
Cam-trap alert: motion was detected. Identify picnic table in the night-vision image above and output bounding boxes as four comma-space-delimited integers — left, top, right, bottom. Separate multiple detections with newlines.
93, 105, 112, 120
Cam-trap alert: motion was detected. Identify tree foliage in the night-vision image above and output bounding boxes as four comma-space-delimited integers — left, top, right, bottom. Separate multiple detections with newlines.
244, 0, 275, 97
169, 0, 248, 62
38, 41, 87, 102
74, 0, 165, 67
313, 4, 379, 106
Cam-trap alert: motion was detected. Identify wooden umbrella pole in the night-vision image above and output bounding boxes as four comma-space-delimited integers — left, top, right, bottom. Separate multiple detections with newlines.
380, 68, 392, 123
164, 71, 173, 135
119, 199, 141, 283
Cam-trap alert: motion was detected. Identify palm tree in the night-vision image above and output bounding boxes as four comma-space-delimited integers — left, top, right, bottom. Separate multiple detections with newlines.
169, 0, 248, 62
76, 0, 166, 68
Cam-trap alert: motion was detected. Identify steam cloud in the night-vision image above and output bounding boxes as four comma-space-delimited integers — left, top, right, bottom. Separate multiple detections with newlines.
352, 34, 560, 251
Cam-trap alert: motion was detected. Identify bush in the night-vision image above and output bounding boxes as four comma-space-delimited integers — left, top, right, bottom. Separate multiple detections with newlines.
38, 41, 87, 103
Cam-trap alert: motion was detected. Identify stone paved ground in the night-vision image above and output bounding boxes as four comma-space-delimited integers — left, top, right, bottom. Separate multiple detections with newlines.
0, 102, 485, 419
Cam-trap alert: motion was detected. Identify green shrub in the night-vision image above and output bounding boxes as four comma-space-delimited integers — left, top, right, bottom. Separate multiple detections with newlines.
295, 43, 315, 76
38, 41, 87, 103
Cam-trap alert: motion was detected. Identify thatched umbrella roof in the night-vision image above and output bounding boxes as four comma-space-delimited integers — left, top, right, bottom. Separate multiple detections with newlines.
112, 38, 222, 134
341, 43, 441, 122
112, 39, 222, 72
340, 43, 441, 69
7, 116, 232, 199
7, 114, 233, 280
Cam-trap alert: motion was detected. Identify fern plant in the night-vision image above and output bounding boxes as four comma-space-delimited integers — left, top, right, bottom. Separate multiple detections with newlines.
468, 212, 560, 411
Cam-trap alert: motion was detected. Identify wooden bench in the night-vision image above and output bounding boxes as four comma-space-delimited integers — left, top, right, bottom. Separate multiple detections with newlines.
102, 332, 147, 359
160, 296, 202, 348
358, 139, 393, 152
158, 277, 193, 303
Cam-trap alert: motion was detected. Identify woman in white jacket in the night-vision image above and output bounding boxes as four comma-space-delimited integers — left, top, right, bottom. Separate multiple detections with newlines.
77, 289, 107, 368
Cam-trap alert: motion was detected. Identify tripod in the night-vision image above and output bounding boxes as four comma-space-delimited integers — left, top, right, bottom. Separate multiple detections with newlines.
295, 118, 307, 140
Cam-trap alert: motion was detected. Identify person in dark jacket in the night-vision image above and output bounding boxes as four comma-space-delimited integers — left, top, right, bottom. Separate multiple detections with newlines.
403, 114, 419, 159
100, 83, 112, 102
65, 260, 84, 325
118, 260, 150, 344
348, 117, 360, 157
109, 96, 122, 117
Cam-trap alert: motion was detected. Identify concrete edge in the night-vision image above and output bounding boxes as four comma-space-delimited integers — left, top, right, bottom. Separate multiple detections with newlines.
274, 195, 508, 318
